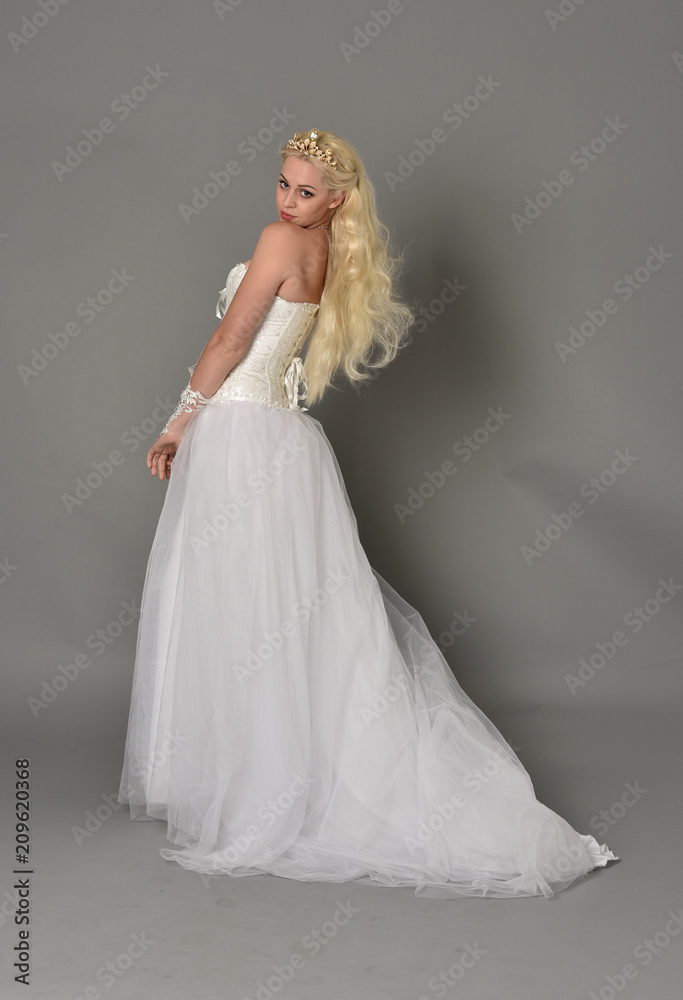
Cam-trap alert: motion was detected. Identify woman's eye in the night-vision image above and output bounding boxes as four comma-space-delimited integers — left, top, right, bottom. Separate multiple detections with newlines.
279, 180, 312, 197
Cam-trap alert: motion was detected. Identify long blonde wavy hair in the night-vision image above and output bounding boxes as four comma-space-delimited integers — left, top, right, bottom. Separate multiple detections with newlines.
280, 129, 416, 405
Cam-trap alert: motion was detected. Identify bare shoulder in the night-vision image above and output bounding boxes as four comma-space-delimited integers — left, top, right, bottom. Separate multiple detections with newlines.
253, 220, 306, 259
245, 221, 323, 275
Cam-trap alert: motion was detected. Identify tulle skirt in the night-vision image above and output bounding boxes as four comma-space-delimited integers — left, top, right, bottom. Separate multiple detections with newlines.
118, 400, 617, 898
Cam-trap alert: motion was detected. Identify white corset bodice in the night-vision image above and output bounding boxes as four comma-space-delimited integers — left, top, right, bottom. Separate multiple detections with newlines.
207, 262, 319, 411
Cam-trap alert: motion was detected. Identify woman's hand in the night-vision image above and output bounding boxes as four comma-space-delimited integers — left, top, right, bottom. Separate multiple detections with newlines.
147, 430, 182, 481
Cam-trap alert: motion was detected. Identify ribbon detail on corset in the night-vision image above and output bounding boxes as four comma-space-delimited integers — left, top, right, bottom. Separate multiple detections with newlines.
284, 356, 309, 411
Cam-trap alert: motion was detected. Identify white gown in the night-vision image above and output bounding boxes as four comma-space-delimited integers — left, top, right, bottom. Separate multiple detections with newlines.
118, 262, 617, 898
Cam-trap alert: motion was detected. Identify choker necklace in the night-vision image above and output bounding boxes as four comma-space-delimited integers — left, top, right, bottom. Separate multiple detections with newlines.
309, 224, 330, 230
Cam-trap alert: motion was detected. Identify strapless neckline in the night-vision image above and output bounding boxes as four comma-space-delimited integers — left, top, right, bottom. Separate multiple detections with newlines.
236, 262, 320, 308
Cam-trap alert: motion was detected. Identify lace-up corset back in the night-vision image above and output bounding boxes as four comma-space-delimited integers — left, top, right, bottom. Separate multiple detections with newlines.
210, 263, 319, 411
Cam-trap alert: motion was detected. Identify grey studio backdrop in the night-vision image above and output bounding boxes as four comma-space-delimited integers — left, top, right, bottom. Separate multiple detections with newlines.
1, 0, 683, 997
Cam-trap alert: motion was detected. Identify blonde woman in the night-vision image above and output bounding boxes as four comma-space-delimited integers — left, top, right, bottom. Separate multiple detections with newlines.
118, 128, 617, 898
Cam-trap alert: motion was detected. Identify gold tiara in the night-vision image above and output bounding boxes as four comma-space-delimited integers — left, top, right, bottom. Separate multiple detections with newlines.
285, 129, 337, 167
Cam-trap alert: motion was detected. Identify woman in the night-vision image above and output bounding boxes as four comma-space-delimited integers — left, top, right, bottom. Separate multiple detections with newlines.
118, 128, 617, 898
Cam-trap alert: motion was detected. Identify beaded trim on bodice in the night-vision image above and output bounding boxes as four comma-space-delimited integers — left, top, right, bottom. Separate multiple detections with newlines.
208, 263, 320, 411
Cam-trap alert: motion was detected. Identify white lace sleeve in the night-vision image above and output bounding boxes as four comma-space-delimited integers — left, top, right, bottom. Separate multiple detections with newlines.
161, 362, 213, 436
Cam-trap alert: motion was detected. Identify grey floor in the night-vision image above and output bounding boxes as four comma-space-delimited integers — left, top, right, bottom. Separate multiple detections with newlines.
2, 706, 679, 1000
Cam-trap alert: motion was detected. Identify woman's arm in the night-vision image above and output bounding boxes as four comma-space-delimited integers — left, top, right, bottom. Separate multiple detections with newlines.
147, 223, 299, 480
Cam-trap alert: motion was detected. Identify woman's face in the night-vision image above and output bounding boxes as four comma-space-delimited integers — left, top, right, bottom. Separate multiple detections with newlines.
276, 155, 343, 228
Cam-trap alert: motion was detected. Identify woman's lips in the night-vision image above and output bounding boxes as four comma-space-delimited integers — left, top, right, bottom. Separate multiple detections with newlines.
281, 211, 294, 220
